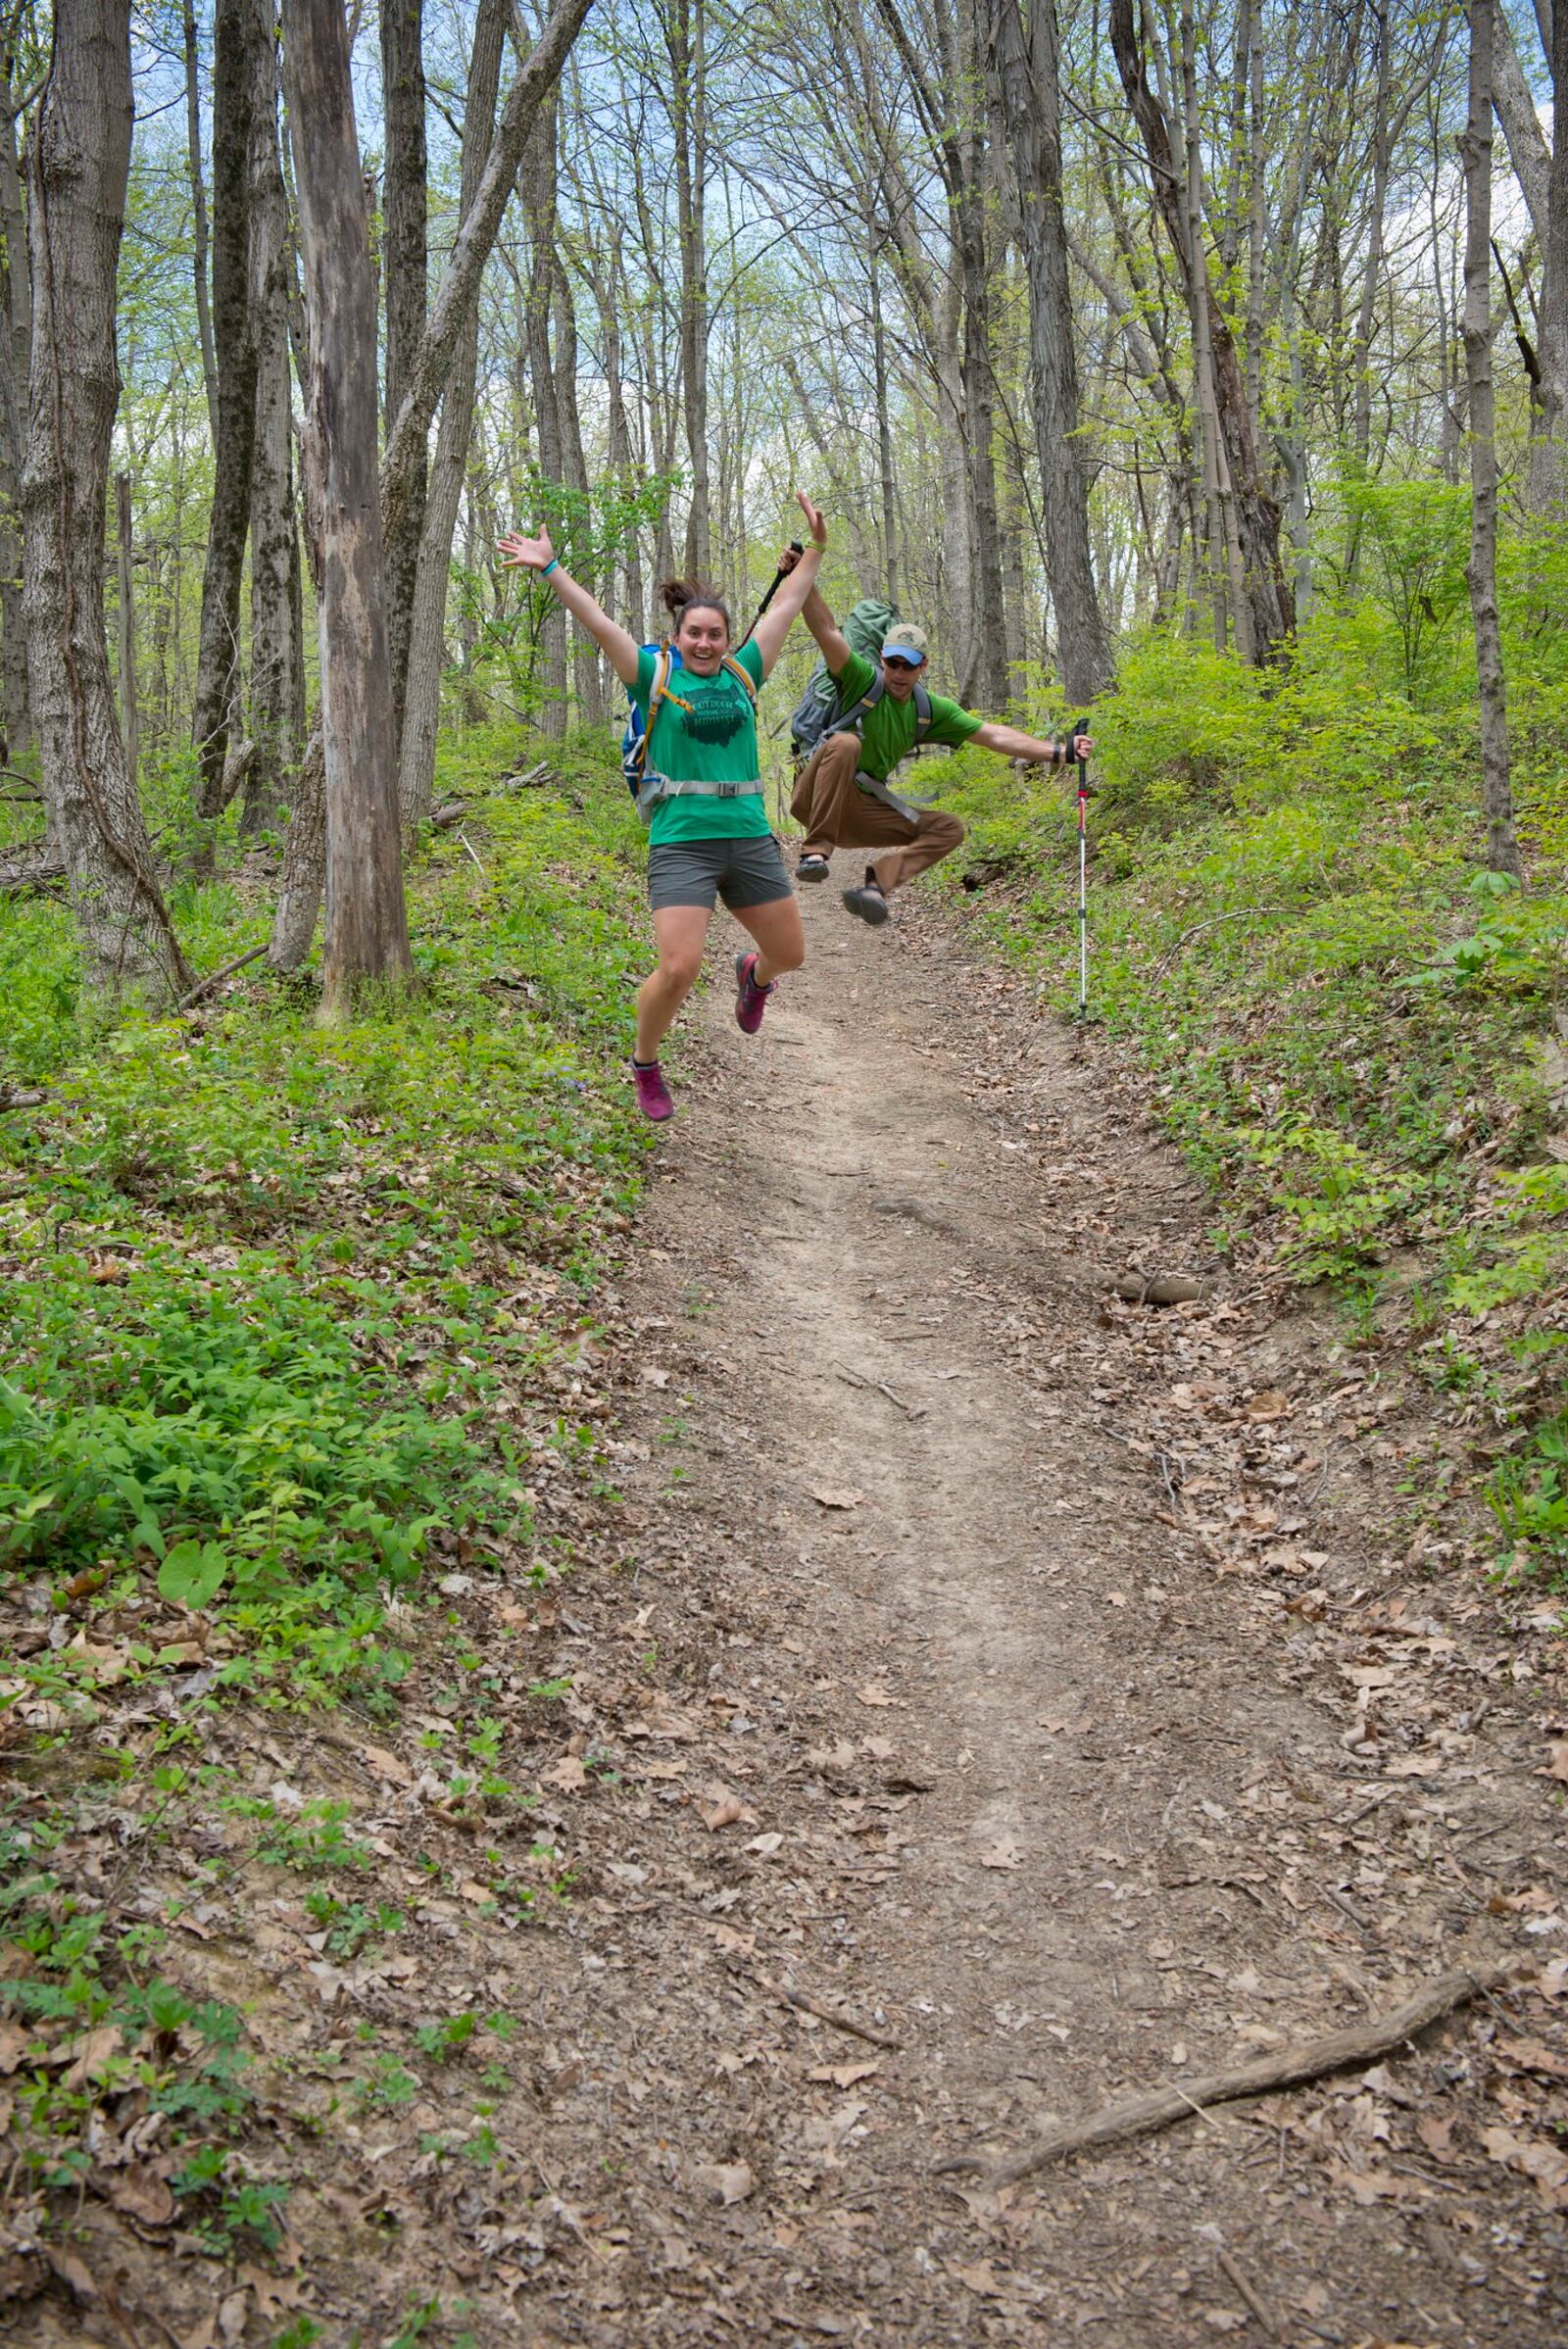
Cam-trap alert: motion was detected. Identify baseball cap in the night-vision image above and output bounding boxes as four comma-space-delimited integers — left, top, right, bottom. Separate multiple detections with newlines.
881, 622, 928, 665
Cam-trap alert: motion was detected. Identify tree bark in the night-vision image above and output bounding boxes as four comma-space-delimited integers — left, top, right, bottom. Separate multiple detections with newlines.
988, 0, 1112, 707
191, 0, 260, 818
182, 0, 220, 441
666, 0, 711, 580
22, 0, 189, 993
244, 0, 303, 833
518, 90, 567, 729
1529, 0, 1568, 512
280, 0, 414, 1011
1461, 0, 1520, 878
0, 64, 32, 761
115, 468, 136, 793
397, 0, 506, 834
1108, 0, 1293, 663
379, 0, 426, 744
1492, 0, 1550, 249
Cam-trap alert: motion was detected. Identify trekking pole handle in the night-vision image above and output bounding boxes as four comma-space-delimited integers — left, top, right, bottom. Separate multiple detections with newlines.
739, 543, 806, 646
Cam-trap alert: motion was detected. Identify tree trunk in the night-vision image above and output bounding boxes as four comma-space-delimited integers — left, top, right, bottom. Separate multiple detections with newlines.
191, 0, 260, 818
244, 0, 303, 834
988, 0, 1112, 707
1529, 0, 1568, 512
1108, 0, 1293, 663
1461, 0, 1520, 878
555, 254, 604, 724
518, 92, 567, 731
116, 469, 136, 792
1492, 0, 1550, 249
0, 69, 32, 761
182, 0, 220, 441
270, 0, 591, 969
668, 0, 711, 580
22, 0, 189, 993
379, 0, 426, 744
280, 0, 414, 1012
397, 0, 505, 835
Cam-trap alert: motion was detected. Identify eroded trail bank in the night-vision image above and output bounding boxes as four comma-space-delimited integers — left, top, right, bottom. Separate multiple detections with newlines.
10, 889, 1565, 2349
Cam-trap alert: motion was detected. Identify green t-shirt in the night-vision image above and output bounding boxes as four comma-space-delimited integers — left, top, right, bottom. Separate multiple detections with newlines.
634, 638, 770, 842
826, 651, 982, 779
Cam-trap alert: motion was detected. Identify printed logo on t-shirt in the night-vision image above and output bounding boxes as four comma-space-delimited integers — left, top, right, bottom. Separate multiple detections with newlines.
682, 678, 749, 747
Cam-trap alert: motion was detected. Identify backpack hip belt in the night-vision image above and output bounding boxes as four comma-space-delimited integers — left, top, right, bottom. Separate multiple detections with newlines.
851, 767, 920, 823
638, 772, 760, 808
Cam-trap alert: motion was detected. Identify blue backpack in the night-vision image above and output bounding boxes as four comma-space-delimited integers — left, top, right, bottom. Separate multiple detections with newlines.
620, 644, 682, 802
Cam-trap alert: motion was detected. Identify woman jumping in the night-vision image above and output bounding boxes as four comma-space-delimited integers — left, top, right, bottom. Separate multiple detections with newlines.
497, 491, 828, 1122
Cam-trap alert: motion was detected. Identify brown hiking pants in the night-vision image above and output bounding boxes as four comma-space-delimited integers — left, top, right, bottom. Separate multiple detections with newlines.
789, 730, 964, 897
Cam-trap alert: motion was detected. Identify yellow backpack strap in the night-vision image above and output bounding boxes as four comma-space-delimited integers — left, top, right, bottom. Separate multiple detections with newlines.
720, 652, 759, 703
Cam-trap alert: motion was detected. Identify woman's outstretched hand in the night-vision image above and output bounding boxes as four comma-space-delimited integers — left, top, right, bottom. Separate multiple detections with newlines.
497, 524, 555, 571
795, 489, 827, 549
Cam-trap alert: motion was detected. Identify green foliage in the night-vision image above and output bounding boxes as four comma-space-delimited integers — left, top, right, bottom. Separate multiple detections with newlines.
933, 611, 1568, 1590
0, 738, 653, 1700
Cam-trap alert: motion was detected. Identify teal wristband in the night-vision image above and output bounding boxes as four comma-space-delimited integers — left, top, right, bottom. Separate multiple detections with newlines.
540, 558, 559, 578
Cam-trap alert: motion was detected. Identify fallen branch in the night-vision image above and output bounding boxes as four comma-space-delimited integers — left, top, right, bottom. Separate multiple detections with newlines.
1150, 904, 1278, 976
175, 942, 269, 1012
1114, 1272, 1205, 1305
936, 1966, 1498, 2185
749, 1967, 904, 2051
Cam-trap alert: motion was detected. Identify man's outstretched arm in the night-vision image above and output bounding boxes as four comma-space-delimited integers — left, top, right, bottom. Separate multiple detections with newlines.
778, 543, 854, 671
970, 720, 1094, 764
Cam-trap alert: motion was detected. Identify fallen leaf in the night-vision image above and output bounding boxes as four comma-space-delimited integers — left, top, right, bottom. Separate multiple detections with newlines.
807, 2060, 881, 2088
1495, 2035, 1568, 2082
1542, 1739, 1568, 1784
362, 1743, 414, 1787
540, 1754, 589, 1792
705, 1922, 757, 1955
856, 1685, 896, 1708
102, 2161, 175, 2227
1200, 2312, 1247, 2334
1244, 1389, 1292, 1421
693, 2160, 755, 2206
1416, 2113, 1454, 2162
808, 1487, 864, 1511
979, 1835, 1021, 1872
1105, 1590, 1128, 1607
1481, 2124, 1568, 2202
60, 2026, 122, 2092
861, 1736, 895, 1761
458, 1879, 493, 1904
746, 1832, 785, 1855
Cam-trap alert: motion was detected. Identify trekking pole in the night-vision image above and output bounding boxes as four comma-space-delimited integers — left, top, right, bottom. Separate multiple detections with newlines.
1073, 715, 1092, 1020
738, 542, 804, 647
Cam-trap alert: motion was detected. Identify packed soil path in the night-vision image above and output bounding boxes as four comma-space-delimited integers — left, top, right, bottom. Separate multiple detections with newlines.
17, 888, 1565, 2349
497, 882, 1558, 2349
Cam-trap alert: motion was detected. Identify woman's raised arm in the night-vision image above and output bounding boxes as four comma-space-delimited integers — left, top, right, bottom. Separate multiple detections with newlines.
749, 492, 829, 677
497, 524, 642, 689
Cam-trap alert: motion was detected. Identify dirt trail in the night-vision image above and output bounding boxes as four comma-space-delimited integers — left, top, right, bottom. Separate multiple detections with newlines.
566, 884, 1563, 2346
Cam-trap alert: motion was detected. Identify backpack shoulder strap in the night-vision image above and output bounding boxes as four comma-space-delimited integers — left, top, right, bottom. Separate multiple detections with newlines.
911, 681, 933, 744
719, 652, 758, 702
824, 669, 884, 738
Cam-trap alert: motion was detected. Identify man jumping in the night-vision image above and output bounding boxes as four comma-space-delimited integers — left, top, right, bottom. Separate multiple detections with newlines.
782, 553, 1094, 926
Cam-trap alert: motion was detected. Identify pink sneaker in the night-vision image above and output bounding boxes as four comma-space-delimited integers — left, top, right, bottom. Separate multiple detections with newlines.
734, 952, 774, 1036
629, 1057, 674, 1121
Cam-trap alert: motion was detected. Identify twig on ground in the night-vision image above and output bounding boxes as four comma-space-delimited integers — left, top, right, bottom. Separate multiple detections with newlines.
1150, 905, 1278, 977
748, 1966, 904, 2051
457, 829, 486, 874
1217, 2248, 1283, 2340
174, 942, 269, 1012
934, 1966, 1498, 2185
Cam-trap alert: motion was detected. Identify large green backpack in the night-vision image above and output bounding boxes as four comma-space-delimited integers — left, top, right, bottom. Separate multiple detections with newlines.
788, 597, 899, 760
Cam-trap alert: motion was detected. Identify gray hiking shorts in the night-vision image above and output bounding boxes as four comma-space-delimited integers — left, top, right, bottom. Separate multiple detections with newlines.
647, 833, 793, 913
